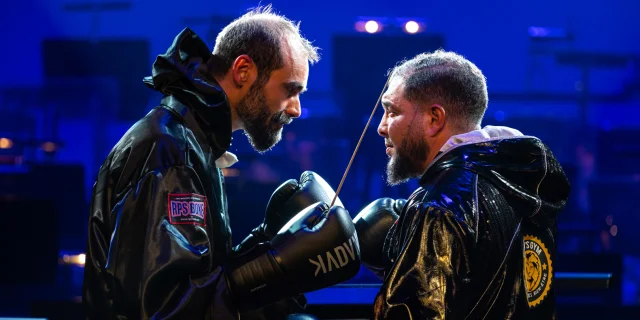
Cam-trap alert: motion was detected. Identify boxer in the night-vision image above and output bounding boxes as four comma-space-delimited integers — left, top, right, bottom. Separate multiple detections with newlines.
353, 50, 570, 319
82, 6, 360, 320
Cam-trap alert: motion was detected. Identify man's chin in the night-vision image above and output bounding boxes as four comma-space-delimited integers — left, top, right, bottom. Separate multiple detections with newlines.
385, 172, 411, 186
385, 167, 409, 186
385, 157, 417, 186
245, 131, 282, 154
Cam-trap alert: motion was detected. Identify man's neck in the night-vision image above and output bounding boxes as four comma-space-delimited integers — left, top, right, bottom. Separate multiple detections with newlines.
423, 123, 477, 168
426, 136, 449, 165
214, 74, 241, 132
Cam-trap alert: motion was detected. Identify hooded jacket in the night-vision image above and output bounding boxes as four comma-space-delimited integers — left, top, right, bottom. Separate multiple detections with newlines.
373, 126, 570, 319
82, 28, 303, 320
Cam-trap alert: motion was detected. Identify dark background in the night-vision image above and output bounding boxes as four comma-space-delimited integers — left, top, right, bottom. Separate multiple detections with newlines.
1, 0, 639, 318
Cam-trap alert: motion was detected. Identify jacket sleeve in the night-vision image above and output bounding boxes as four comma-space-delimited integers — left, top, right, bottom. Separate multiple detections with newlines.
372, 205, 472, 320
89, 165, 238, 319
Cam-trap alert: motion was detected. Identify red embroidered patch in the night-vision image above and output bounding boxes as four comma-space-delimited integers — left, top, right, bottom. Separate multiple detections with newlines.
167, 193, 207, 226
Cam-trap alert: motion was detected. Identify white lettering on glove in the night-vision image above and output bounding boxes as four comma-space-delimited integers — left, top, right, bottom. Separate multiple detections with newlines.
309, 234, 358, 276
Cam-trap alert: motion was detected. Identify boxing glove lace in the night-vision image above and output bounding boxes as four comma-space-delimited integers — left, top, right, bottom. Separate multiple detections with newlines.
224, 202, 360, 312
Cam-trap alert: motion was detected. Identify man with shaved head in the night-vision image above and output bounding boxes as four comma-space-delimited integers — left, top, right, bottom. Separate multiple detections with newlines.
82, 5, 361, 320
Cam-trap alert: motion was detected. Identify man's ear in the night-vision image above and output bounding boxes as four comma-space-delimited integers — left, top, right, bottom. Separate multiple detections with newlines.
230, 54, 257, 88
425, 104, 446, 137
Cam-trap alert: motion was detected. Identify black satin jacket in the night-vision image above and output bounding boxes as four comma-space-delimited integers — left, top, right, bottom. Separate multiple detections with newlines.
373, 133, 570, 319
82, 28, 301, 319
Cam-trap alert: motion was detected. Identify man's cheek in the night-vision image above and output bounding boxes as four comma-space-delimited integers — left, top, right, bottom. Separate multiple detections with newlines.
388, 124, 400, 144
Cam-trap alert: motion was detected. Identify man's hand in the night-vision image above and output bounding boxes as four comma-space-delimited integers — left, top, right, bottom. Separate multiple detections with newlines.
353, 198, 406, 279
224, 202, 361, 312
234, 171, 342, 254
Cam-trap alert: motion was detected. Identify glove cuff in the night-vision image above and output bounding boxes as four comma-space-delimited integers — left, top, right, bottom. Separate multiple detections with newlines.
232, 225, 270, 255
223, 243, 293, 312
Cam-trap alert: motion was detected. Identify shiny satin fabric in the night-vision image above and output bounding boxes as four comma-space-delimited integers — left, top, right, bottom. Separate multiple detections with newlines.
83, 28, 304, 319
373, 136, 570, 319
83, 101, 236, 319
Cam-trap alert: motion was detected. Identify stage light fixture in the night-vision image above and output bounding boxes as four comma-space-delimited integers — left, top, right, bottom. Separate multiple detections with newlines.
0, 138, 13, 149
404, 21, 420, 33
60, 253, 86, 266
355, 17, 387, 34
41, 141, 57, 152
355, 17, 426, 34
396, 17, 426, 34
365, 20, 380, 33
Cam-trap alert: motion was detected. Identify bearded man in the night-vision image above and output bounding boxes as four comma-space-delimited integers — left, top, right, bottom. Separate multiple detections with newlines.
82, 6, 361, 320
352, 50, 571, 319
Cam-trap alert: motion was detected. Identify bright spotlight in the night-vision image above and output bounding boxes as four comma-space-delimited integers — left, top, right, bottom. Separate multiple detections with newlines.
0, 138, 13, 149
365, 20, 379, 33
405, 21, 420, 33
60, 253, 86, 266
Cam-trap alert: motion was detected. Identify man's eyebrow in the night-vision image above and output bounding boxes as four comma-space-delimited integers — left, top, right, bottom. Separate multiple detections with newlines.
285, 81, 306, 93
381, 100, 394, 110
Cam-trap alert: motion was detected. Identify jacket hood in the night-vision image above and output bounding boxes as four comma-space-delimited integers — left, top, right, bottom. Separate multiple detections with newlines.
424, 126, 570, 226
143, 27, 232, 159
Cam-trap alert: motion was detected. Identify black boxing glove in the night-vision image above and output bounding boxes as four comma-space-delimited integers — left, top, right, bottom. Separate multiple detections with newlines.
233, 172, 341, 320
234, 171, 342, 255
353, 198, 406, 280
223, 202, 361, 312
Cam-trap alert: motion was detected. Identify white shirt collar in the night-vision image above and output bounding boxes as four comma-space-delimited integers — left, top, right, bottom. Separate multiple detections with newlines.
215, 151, 238, 168
440, 125, 524, 153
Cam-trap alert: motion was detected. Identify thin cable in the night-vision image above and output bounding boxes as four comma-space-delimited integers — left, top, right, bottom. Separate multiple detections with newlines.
329, 74, 392, 208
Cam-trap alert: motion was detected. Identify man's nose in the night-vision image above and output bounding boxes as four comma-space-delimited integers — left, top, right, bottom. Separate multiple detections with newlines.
377, 116, 387, 137
286, 99, 301, 119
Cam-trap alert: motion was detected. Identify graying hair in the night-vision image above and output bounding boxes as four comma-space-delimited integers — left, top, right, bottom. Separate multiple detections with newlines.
211, 4, 320, 82
388, 49, 489, 130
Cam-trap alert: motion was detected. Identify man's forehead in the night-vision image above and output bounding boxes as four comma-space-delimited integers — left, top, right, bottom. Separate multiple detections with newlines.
270, 62, 308, 87
280, 54, 309, 85
382, 78, 405, 104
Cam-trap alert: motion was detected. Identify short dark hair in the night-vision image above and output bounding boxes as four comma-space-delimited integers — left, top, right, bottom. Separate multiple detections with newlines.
210, 5, 320, 83
388, 49, 488, 130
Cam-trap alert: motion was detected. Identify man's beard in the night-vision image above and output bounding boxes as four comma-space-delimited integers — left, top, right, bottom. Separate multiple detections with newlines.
386, 130, 430, 186
236, 81, 292, 153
